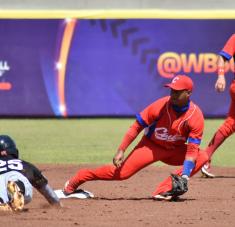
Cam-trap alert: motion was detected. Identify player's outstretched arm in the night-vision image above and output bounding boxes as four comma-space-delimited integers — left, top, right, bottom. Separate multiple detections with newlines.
215, 56, 226, 92
37, 184, 62, 207
113, 120, 143, 168
23, 161, 62, 207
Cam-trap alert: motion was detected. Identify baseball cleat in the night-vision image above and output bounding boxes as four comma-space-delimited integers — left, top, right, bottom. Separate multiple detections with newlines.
201, 163, 215, 178
63, 180, 76, 196
7, 181, 24, 211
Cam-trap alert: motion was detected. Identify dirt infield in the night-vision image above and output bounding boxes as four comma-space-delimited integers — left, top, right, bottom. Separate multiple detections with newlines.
1, 164, 235, 227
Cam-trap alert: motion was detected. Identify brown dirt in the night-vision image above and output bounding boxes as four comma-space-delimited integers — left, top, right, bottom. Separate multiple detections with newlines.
1, 164, 235, 227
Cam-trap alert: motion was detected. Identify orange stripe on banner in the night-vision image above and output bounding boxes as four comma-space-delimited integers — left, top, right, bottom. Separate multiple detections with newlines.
0, 82, 12, 90
57, 19, 77, 117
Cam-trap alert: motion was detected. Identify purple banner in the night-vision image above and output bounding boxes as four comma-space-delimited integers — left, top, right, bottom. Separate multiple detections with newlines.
0, 19, 234, 117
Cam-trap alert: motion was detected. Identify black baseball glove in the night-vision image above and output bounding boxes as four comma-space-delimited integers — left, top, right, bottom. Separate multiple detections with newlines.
169, 174, 188, 197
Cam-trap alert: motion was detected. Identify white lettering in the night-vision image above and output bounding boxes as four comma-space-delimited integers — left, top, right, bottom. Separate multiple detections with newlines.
0, 159, 23, 172
0, 61, 10, 77
154, 127, 186, 142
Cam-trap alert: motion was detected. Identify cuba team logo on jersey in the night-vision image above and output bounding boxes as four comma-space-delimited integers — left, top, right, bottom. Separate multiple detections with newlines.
154, 127, 186, 142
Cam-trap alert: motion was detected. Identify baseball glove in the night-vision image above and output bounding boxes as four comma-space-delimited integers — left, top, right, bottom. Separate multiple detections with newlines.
168, 174, 188, 197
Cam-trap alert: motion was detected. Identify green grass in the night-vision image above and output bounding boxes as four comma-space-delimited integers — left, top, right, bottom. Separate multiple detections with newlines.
0, 118, 234, 166
200, 119, 235, 167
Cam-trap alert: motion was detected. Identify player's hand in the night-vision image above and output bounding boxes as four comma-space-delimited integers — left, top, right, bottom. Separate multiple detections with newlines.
113, 150, 124, 168
215, 75, 226, 92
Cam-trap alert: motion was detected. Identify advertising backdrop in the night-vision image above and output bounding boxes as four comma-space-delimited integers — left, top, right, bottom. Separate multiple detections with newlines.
0, 19, 234, 117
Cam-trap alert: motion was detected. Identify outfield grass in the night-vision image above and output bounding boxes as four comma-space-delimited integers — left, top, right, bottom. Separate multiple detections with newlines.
0, 118, 234, 166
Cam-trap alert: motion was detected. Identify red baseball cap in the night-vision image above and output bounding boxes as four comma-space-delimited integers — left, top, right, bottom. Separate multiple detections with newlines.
164, 75, 193, 91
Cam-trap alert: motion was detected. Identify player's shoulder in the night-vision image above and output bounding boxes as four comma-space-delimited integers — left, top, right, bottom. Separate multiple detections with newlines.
147, 96, 170, 113
21, 159, 41, 174
189, 101, 204, 119
190, 101, 203, 111
20, 160, 48, 187
230, 34, 235, 39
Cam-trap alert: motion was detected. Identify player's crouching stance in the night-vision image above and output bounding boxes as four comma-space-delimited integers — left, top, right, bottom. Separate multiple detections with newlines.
63, 75, 209, 201
0, 135, 61, 212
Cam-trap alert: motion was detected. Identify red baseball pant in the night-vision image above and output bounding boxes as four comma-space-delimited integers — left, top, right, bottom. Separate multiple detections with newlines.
66, 136, 209, 196
220, 80, 235, 137
206, 80, 235, 159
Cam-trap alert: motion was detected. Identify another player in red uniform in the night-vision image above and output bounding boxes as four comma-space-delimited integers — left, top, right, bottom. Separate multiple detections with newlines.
201, 34, 235, 178
63, 75, 209, 200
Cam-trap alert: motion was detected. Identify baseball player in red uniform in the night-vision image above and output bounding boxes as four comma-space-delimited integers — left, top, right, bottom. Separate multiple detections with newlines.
63, 75, 209, 200
201, 33, 235, 178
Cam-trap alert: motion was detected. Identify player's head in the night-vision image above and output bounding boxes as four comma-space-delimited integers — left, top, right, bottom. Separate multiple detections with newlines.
164, 75, 193, 106
0, 135, 19, 158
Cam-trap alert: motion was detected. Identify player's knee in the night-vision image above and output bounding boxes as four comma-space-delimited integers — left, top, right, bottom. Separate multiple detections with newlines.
220, 117, 235, 135
113, 169, 134, 180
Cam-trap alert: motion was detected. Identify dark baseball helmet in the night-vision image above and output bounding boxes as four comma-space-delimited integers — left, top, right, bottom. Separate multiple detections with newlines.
0, 135, 19, 158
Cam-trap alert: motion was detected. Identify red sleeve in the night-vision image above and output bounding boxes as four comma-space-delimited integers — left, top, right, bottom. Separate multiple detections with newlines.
188, 106, 204, 140
220, 34, 235, 60
186, 106, 204, 160
118, 120, 143, 152
138, 96, 169, 127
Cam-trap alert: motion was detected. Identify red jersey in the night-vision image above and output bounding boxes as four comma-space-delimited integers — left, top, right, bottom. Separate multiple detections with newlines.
219, 34, 235, 75
136, 96, 204, 149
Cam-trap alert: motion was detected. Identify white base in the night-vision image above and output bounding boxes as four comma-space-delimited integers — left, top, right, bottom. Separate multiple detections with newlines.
54, 189, 94, 199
